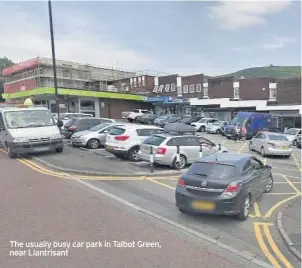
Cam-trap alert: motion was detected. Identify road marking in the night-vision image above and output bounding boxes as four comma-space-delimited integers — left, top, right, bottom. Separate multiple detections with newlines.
292, 153, 302, 171
274, 182, 301, 184
237, 142, 247, 154
273, 173, 301, 179
263, 158, 267, 165
271, 166, 301, 172
254, 202, 262, 217
145, 178, 175, 190
262, 224, 293, 268
253, 223, 281, 268
282, 175, 301, 194
267, 193, 298, 195
263, 193, 301, 218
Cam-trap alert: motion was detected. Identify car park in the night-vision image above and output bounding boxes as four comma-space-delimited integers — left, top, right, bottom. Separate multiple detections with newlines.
0, 106, 64, 159
127, 109, 152, 123
138, 123, 228, 169
105, 124, 163, 161
62, 117, 115, 139
283, 128, 302, 146
71, 122, 125, 149
206, 121, 228, 134
249, 131, 292, 157
175, 153, 274, 220
191, 118, 219, 132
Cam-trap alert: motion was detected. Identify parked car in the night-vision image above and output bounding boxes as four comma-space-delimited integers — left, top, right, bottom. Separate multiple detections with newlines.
158, 115, 183, 128
140, 114, 158, 125
224, 112, 272, 139
178, 115, 202, 125
127, 109, 152, 123
121, 111, 132, 119
71, 122, 125, 149
191, 118, 219, 132
154, 114, 176, 126
249, 132, 292, 157
138, 123, 228, 169
296, 136, 301, 148
57, 113, 93, 124
175, 153, 274, 220
283, 128, 302, 146
105, 125, 163, 161
61, 117, 115, 139
206, 121, 228, 134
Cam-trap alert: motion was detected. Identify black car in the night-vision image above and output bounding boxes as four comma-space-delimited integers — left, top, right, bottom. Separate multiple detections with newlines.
62, 117, 113, 139
178, 115, 202, 125
175, 153, 273, 221
140, 114, 158, 125
159, 115, 183, 127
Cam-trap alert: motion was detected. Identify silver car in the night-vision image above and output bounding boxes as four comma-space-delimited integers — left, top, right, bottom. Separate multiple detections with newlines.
283, 128, 302, 146
206, 121, 228, 134
71, 122, 125, 149
249, 131, 292, 157
138, 134, 228, 169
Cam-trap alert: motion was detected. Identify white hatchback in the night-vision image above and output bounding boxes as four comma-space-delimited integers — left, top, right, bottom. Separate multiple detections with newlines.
105, 124, 163, 161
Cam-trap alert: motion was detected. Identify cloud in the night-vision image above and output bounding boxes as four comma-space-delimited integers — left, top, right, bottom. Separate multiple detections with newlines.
261, 34, 295, 50
208, 0, 292, 30
0, 3, 156, 72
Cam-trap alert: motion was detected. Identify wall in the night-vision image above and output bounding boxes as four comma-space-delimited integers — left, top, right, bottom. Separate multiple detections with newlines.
238, 77, 271, 100
181, 74, 204, 98
208, 77, 234, 98
98, 99, 152, 119
4, 78, 37, 94
153, 75, 178, 97
276, 77, 301, 105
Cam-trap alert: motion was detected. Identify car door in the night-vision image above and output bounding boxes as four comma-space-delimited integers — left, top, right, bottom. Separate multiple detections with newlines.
180, 136, 200, 163
252, 133, 263, 152
0, 112, 6, 147
250, 158, 265, 199
199, 137, 216, 156
98, 125, 117, 145
241, 160, 258, 203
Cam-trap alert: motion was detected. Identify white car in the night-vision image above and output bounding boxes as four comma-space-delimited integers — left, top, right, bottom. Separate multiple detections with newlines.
127, 109, 152, 123
206, 121, 228, 134
105, 124, 163, 161
283, 128, 302, 146
191, 118, 219, 132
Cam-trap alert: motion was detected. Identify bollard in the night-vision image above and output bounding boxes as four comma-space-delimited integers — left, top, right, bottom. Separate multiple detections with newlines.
199, 144, 203, 158
176, 145, 180, 171
218, 143, 221, 151
149, 146, 154, 173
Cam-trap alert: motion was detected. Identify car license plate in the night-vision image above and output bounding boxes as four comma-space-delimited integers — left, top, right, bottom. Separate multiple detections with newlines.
33, 147, 49, 152
281, 145, 287, 150
192, 201, 215, 211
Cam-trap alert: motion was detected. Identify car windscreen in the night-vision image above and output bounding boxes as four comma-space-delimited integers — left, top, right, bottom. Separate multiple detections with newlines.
143, 135, 166, 146
198, 118, 209, 123
284, 129, 299, 135
268, 135, 288, 141
230, 113, 248, 124
187, 162, 236, 179
108, 127, 126, 135
4, 110, 55, 129
89, 123, 111, 131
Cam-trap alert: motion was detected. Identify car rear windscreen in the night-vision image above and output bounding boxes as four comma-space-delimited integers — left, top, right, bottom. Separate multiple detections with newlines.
268, 135, 288, 141
65, 118, 76, 127
108, 127, 126, 135
143, 135, 166, 146
187, 162, 236, 179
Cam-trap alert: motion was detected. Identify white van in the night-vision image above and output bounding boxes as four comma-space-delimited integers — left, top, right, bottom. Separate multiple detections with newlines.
0, 106, 64, 159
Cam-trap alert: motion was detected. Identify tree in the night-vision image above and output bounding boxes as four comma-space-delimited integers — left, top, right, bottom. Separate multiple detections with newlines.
0, 57, 15, 101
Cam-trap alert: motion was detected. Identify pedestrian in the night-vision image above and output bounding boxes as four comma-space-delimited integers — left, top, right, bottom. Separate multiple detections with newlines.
234, 123, 241, 142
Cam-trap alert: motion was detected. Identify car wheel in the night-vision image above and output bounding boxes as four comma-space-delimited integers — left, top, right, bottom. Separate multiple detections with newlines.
264, 175, 274, 193
201, 126, 206, 132
249, 142, 254, 151
173, 155, 187, 169
56, 147, 63, 153
261, 147, 266, 157
293, 140, 297, 146
216, 129, 221, 134
128, 147, 140, 162
87, 138, 100, 149
235, 195, 251, 221
7, 145, 17, 159
128, 118, 133, 123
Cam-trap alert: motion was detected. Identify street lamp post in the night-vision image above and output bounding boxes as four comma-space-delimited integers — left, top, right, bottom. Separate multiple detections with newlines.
48, 0, 60, 118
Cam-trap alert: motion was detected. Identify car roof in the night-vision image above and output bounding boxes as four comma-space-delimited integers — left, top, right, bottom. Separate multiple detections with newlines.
197, 153, 251, 166
113, 124, 162, 129
0, 106, 49, 113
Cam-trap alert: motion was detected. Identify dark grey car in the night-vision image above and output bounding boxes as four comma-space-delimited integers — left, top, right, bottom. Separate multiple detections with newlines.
175, 153, 273, 220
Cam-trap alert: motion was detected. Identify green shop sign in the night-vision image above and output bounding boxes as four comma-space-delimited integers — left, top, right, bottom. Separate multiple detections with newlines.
2, 87, 145, 101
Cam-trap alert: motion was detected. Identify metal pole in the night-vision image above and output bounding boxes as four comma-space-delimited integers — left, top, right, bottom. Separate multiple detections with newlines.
176, 145, 180, 171
199, 144, 203, 158
48, 0, 60, 118
149, 146, 154, 173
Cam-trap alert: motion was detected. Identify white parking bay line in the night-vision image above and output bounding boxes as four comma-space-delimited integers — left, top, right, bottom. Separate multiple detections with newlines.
133, 161, 149, 165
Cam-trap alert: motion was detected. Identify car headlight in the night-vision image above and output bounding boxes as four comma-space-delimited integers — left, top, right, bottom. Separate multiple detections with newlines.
13, 137, 28, 143
51, 134, 62, 139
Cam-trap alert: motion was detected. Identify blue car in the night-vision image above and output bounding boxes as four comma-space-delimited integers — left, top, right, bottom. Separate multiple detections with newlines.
224, 112, 272, 139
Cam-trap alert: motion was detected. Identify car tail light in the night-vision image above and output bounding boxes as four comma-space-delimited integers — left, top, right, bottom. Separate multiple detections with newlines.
221, 181, 242, 198
156, 147, 167, 154
114, 135, 130, 141
267, 142, 276, 147
69, 126, 76, 131
178, 178, 185, 187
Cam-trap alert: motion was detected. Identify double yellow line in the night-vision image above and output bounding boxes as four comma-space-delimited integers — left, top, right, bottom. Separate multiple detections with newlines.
254, 222, 293, 268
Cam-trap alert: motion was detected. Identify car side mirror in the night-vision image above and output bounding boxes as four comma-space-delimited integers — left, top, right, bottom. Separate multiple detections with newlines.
57, 119, 63, 128
103, 130, 108, 134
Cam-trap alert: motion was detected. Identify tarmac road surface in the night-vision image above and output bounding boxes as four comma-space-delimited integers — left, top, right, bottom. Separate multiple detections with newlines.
0, 152, 265, 268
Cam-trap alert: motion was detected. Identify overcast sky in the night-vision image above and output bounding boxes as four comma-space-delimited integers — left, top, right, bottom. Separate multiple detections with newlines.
0, 1, 300, 76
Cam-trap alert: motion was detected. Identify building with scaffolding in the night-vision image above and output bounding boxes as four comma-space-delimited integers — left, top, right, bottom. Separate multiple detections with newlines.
1, 57, 159, 117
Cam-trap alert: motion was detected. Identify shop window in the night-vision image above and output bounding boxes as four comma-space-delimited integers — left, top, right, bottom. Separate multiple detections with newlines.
142, 76, 145, 86
165, 84, 170, 92
189, 84, 195, 93
138, 77, 141, 87
183, 85, 188, 94
80, 100, 95, 111
196, 84, 202, 92
133, 77, 137, 87
270, 88, 277, 99
153, 85, 159, 93
158, 85, 164, 92
171, 83, 176, 91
